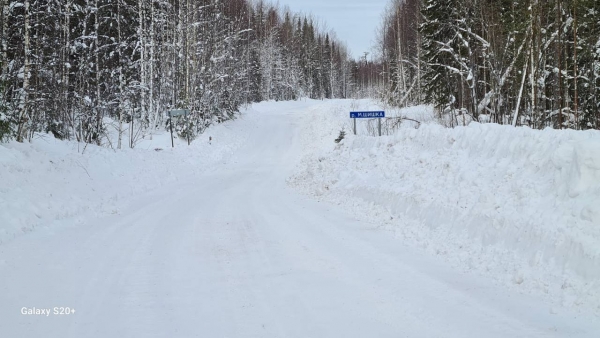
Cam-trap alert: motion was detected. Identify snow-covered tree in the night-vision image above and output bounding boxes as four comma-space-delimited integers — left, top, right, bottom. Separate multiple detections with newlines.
0, 0, 359, 144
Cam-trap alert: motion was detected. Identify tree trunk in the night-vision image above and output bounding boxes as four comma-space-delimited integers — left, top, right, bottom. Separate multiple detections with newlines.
94, 0, 102, 145
138, 0, 146, 130
117, 0, 124, 150
556, 0, 563, 129
513, 50, 529, 127
16, 0, 31, 143
149, 0, 156, 138
530, 0, 538, 128
572, 1, 578, 129
1, 0, 8, 81
63, 0, 72, 139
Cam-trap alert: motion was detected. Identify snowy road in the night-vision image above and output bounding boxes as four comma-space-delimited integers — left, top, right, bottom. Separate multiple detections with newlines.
1, 102, 599, 337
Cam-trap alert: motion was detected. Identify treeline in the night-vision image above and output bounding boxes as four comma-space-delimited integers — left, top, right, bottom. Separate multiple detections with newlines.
0, 0, 369, 145
376, 0, 600, 129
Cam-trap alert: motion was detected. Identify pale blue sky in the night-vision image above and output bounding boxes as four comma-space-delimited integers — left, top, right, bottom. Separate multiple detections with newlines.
277, 0, 390, 59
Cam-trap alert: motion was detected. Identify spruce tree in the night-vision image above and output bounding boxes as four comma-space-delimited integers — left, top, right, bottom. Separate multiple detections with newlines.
420, 0, 461, 115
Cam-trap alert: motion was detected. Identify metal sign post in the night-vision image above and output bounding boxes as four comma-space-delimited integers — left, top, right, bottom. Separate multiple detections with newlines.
168, 109, 190, 148
349, 111, 386, 136
169, 116, 174, 148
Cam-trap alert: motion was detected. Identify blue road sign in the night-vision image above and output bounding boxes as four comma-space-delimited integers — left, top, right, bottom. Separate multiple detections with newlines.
350, 111, 385, 118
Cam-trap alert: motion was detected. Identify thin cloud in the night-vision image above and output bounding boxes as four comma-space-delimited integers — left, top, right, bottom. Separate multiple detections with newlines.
279, 0, 389, 59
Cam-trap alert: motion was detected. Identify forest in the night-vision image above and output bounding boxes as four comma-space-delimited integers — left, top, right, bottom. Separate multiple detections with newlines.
375, 0, 600, 129
0, 0, 373, 145
2, 0, 599, 147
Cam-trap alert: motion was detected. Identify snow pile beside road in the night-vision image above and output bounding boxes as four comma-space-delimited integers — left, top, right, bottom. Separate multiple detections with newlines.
289, 100, 600, 314
0, 109, 255, 244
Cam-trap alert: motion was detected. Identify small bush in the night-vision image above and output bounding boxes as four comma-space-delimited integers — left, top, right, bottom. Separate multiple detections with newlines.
0, 111, 11, 142
335, 128, 346, 143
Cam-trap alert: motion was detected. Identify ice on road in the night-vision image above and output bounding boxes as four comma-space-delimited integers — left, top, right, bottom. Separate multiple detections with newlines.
1, 101, 598, 337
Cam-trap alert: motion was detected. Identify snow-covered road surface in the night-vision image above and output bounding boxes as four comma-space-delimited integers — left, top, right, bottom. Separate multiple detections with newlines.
1, 101, 599, 337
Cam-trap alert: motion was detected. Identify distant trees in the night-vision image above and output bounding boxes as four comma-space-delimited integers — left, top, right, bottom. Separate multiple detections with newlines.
376, 0, 600, 130
0, 0, 365, 144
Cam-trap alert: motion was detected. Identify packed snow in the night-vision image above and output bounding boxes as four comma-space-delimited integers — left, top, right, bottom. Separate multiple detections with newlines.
0, 111, 254, 244
1, 100, 599, 337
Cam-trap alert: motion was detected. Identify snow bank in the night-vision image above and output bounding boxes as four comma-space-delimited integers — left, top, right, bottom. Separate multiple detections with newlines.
0, 108, 255, 244
289, 99, 600, 314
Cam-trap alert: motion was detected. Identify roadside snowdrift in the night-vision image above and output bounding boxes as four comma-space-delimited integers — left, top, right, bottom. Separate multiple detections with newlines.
289, 100, 600, 314
0, 110, 255, 244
